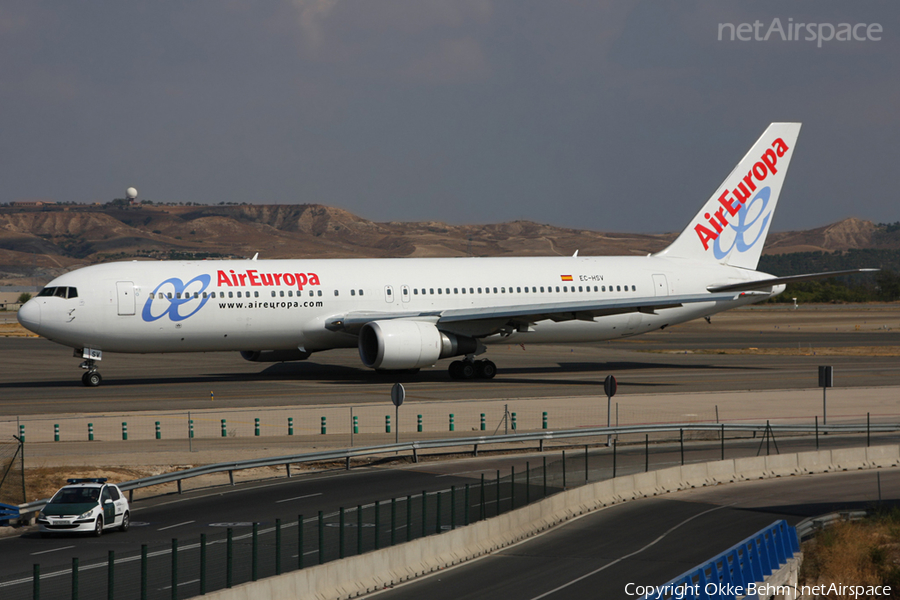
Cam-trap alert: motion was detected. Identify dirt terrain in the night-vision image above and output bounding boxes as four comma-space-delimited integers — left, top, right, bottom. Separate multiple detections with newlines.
1, 203, 897, 286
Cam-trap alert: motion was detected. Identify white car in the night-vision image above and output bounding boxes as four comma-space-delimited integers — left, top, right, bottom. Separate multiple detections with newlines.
37, 478, 130, 536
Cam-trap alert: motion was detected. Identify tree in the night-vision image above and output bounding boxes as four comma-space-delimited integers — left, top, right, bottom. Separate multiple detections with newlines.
17, 293, 31, 304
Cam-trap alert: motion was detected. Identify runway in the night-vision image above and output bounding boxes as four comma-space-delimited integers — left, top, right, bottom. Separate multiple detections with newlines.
1, 306, 899, 416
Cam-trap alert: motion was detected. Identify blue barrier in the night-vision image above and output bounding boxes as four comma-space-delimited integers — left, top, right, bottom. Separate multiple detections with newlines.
640, 520, 799, 599
0, 503, 20, 526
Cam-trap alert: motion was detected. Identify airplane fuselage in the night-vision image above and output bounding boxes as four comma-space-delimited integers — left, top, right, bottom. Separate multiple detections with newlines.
20, 255, 777, 355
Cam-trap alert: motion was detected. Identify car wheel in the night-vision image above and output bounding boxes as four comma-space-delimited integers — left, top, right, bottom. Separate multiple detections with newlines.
119, 511, 130, 532
93, 517, 103, 537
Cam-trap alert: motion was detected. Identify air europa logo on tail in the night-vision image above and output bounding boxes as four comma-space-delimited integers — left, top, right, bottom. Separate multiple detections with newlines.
216, 269, 321, 291
695, 137, 790, 252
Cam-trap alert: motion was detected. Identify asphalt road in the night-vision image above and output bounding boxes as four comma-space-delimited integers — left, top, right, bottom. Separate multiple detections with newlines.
2, 432, 898, 599
371, 469, 900, 600
2, 306, 900, 415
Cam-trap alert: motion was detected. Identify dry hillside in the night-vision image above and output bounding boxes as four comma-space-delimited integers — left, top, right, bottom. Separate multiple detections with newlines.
0, 203, 896, 287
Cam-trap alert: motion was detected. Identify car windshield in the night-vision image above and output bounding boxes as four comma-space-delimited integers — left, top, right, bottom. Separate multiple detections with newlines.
51, 487, 100, 504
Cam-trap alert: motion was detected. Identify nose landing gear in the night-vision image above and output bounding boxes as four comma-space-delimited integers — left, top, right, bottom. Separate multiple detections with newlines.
80, 360, 102, 387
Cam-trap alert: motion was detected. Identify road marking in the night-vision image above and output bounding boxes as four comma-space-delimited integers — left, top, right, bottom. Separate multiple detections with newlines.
526, 503, 732, 600
157, 520, 195, 531
161, 579, 200, 590
276, 493, 322, 504
31, 545, 75, 556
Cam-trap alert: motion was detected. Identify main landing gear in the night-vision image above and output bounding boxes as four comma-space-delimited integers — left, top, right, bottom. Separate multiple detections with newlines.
448, 358, 496, 380
80, 359, 102, 387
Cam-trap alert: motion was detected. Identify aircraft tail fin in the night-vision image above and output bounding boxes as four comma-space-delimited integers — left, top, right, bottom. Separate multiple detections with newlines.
655, 123, 801, 270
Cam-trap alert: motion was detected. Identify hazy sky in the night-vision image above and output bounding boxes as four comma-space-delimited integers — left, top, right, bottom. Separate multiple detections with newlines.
2, 1, 897, 233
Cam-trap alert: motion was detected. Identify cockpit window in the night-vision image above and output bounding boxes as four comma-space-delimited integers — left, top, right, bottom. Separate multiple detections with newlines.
37, 286, 77, 299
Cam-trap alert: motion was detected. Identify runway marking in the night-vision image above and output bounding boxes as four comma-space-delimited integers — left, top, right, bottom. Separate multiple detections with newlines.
526, 503, 733, 600
276, 492, 322, 504
31, 545, 75, 556
157, 520, 195, 531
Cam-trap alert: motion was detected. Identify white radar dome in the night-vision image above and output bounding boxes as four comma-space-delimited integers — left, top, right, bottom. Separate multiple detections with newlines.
126, 187, 138, 199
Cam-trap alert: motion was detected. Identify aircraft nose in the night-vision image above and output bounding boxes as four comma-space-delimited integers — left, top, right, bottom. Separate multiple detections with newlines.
17, 300, 41, 332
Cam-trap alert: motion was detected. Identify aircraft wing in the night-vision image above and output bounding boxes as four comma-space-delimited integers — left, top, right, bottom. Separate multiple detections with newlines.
706, 269, 879, 293
325, 292, 741, 334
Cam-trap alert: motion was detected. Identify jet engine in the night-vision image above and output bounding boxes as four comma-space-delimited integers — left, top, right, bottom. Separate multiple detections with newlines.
358, 320, 478, 370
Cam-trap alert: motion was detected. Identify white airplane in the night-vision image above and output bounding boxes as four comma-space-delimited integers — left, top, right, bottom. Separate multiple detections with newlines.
17, 123, 874, 386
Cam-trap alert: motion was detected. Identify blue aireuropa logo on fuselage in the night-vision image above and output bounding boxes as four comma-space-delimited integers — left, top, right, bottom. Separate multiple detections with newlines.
712, 186, 772, 260
141, 275, 211, 322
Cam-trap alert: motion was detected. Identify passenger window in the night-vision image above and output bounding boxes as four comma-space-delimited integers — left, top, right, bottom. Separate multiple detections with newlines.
501, 287, 505, 293
318, 290, 322, 297
461, 288, 466, 294
493, 287, 498, 293
254, 291, 259, 298
556, 287, 560, 292
202, 292, 208, 299
271, 291, 276, 298
617, 286, 621, 291
632, 285, 636, 291
228, 292, 233, 298
469, 288, 474, 294
430, 289, 434, 295
438, 288, 442, 295
445, 288, 450, 294
334, 290, 339, 296
351, 290, 356, 296
602, 286, 605, 292
309, 291, 314, 297
414, 289, 419, 295
478, 288, 482, 293
279, 291, 284, 297
517, 287, 521, 293
288, 290, 293, 297
386, 288, 392, 296
540, 287, 544, 293
359, 290, 364, 296
454, 288, 458, 294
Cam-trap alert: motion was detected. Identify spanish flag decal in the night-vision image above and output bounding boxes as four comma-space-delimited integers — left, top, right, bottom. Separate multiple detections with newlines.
560, 275, 573, 281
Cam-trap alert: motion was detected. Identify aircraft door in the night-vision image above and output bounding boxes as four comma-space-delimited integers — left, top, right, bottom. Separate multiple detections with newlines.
401, 285, 410, 303
384, 285, 394, 303
116, 281, 135, 315
652, 274, 668, 297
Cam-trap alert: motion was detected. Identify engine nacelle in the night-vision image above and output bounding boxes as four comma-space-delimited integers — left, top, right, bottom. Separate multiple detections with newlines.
358, 320, 478, 370
240, 349, 312, 362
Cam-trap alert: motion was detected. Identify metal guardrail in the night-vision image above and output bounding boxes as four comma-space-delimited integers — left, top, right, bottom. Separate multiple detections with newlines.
0, 503, 19, 526
17, 421, 899, 513
638, 520, 800, 599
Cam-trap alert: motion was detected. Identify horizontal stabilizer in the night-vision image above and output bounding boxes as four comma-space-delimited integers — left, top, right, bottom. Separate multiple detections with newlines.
706, 269, 879, 293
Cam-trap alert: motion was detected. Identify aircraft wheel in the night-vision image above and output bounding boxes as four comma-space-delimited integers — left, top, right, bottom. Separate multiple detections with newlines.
459, 362, 476, 380
477, 360, 497, 379
82, 371, 102, 387
448, 361, 462, 379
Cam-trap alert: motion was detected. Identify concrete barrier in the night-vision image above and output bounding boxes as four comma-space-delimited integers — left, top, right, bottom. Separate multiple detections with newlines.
201, 445, 898, 600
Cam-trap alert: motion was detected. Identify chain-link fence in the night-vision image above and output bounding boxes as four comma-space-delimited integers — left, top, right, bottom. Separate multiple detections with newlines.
0, 435, 25, 506
2, 397, 891, 449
